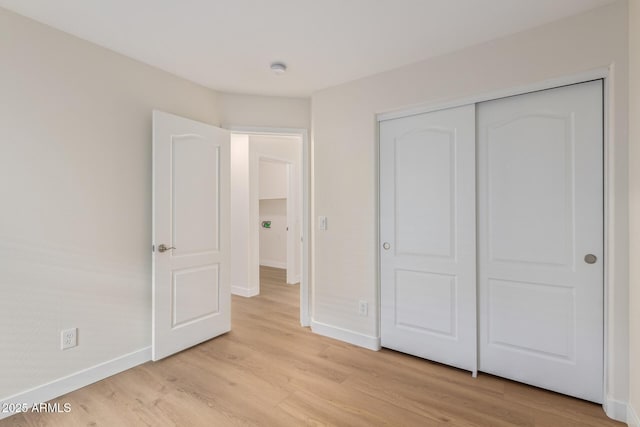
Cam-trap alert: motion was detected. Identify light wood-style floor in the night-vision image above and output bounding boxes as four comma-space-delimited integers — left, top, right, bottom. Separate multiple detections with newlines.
2, 266, 622, 426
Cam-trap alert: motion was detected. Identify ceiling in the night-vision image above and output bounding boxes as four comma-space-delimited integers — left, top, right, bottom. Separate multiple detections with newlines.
0, 0, 615, 97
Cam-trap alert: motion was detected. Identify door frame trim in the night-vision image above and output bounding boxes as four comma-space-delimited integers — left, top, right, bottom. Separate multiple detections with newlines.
227, 126, 311, 327
376, 66, 613, 413
376, 67, 609, 122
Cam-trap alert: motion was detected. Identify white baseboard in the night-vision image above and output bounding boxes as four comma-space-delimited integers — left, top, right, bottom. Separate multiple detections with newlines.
628, 404, 640, 427
287, 275, 301, 285
231, 285, 259, 297
311, 320, 381, 351
0, 346, 151, 420
603, 397, 628, 423
260, 260, 286, 269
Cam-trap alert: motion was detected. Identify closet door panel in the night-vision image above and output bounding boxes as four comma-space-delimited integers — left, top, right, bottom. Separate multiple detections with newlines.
487, 114, 573, 266
380, 105, 476, 373
477, 80, 604, 403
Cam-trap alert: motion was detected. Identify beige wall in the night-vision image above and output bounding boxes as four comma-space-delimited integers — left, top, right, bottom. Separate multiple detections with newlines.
1, 0, 632, 419
219, 92, 310, 130
629, 0, 640, 423
0, 8, 222, 399
0, 6, 312, 403
311, 0, 629, 411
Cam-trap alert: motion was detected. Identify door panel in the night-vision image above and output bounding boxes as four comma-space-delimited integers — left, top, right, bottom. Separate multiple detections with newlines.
172, 136, 220, 255
487, 114, 574, 266
477, 80, 603, 403
395, 270, 457, 337
487, 279, 575, 360
172, 265, 220, 327
380, 104, 476, 373
395, 128, 455, 258
153, 110, 230, 361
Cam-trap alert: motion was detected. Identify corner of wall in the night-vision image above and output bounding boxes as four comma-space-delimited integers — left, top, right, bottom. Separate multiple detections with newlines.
310, 320, 380, 351
628, 403, 640, 427
231, 286, 259, 298
629, 0, 640, 424
604, 398, 630, 423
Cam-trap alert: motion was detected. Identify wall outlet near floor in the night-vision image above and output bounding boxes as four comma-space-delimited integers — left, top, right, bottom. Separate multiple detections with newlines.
358, 300, 368, 316
61, 328, 77, 350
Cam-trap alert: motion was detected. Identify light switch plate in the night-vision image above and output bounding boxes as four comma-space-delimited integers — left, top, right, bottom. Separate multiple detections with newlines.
318, 216, 327, 230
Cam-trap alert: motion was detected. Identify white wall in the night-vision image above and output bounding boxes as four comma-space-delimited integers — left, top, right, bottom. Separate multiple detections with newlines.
310, 0, 629, 416
259, 160, 288, 199
259, 199, 288, 268
0, 7, 220, 400
230, 134, 252, 296
628, 0, 640, 424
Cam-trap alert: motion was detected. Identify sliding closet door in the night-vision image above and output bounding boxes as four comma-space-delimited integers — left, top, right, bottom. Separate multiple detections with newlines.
477, 80, 603, 402
380, 105, 476, 373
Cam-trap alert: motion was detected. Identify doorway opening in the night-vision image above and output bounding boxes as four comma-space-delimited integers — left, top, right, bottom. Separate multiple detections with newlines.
258, 158, 299, 283
229, 128, 309, 326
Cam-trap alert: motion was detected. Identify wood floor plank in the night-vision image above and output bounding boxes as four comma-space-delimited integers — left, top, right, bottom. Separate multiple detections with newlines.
0, 266, 622, 426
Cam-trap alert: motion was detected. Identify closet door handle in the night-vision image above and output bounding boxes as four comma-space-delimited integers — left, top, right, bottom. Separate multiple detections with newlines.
584, 254, 597, 264
383, 242, 391, 250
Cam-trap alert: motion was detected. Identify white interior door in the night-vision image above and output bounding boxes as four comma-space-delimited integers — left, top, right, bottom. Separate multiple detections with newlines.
477, 80, 603, 402
380, 104, 477, 373
152, 110, 231, 361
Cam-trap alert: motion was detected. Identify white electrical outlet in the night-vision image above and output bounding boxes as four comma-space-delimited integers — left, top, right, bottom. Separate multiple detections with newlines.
61, 328, 77, 350
358, 300, 368, 316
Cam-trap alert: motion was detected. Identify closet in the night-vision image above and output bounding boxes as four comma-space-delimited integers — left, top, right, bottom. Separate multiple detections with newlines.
379, 80, 603, 403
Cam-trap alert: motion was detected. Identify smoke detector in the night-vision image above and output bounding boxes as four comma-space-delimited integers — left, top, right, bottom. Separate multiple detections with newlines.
270, 62, 287, 75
